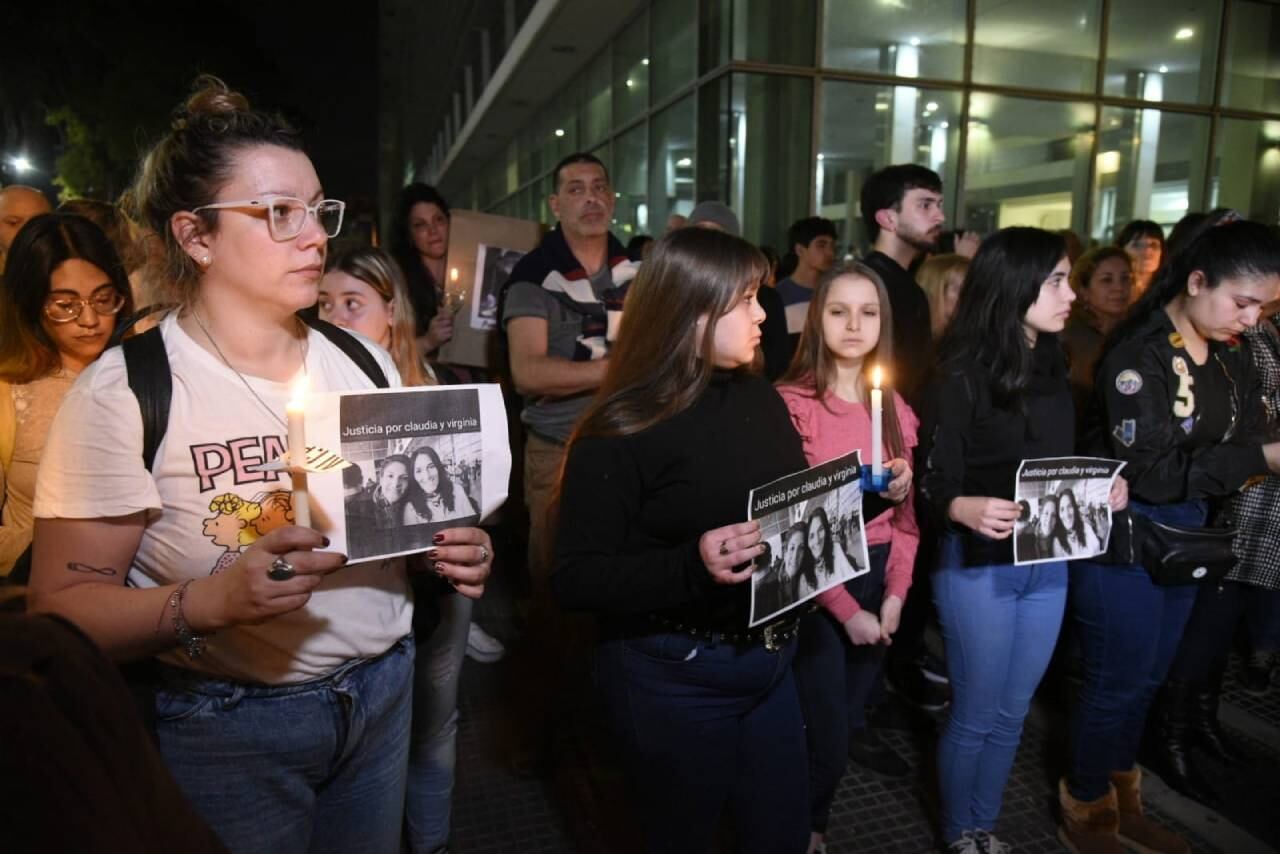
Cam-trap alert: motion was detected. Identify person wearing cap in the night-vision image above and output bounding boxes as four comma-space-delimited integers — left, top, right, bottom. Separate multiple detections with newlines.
686, 201, 790, 380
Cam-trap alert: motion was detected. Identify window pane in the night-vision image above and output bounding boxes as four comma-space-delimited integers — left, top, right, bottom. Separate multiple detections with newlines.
614, 9, 649, 128
696, 75, 732, 207
974, 0, 1102, 94
580, 48, 612, 150
1210, 117, 1280, 222
613, 123, 649, 237
1091, 107, 1210, 241
730, 73, 813, 248
730, 0, 815, 65
1103, 0, 1220, 104
823, 0, 966, 81
963, 94, 1096, 235
649, 95, 697, 238
1222, 0, 1280, 114
652, 0, 697, 104
817, 82, 962, 252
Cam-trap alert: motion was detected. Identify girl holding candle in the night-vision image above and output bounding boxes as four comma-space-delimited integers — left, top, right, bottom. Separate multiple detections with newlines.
26, 77, 493, 853
776, 261, 917, 852
917, 227, 1128, 854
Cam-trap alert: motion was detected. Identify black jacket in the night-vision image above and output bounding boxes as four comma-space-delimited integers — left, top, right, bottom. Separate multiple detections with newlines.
551, 371, 807, 633
917, 337, 1075, 566
1080, 310, 1269, 505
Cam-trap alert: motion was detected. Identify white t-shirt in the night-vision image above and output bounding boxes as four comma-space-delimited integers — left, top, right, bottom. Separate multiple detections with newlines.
34, 313, 413, 684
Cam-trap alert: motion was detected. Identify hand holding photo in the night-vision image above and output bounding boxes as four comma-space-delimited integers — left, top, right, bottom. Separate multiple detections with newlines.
302, 383, 511, 561
1013, 456, 1126, 565
747, 451, 872, 627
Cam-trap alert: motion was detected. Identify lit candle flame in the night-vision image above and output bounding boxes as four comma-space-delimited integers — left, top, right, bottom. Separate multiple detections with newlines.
450, 267, 459, 283
872, 365, 882, 390
287, 375, 309, 414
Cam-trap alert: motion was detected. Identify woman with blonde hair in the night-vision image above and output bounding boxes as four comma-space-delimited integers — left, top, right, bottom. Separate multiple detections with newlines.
319, 242, 495, 852
28, 77, 492, 853
917, 253, 969, 337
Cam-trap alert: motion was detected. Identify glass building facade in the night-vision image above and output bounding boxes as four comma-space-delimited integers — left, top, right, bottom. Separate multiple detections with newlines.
432, 0, 1280, 254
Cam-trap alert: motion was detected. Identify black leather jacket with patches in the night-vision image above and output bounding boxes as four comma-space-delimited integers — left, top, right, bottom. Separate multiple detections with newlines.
1080, 309, 1269, 506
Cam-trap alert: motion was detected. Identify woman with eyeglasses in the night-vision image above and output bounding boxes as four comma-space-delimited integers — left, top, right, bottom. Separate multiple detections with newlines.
0, 213, 133, 579
26, 77, 492, 853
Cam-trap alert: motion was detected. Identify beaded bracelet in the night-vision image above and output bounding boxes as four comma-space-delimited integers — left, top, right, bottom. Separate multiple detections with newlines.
167, 579, 206, 660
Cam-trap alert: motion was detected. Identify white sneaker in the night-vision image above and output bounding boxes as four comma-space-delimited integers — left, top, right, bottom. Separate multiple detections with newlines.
466, 623, 506, 663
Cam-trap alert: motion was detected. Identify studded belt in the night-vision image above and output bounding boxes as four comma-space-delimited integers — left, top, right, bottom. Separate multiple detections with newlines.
647, 609, 807, 653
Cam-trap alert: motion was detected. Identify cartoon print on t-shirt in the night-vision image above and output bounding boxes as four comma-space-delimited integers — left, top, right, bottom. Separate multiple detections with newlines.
201, 489, 295, 574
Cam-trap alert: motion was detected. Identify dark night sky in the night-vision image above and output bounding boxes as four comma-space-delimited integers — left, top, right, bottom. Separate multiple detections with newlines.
0, 0, 379, 213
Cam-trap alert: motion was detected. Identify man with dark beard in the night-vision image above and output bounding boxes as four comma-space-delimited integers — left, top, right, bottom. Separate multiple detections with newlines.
860, 165, 947, 403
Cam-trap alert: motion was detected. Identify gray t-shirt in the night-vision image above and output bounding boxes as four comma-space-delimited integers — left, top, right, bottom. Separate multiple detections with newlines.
502, 263, 615, 442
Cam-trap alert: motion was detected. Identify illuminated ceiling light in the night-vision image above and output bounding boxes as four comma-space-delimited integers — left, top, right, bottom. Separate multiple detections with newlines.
1175, 27, 1194, 40
940, 121, 949, 129
554, 128, 565, 137
817, 153, 825, 161
625, 78, 634, 88
641, 57, 650, 65
925, 101, 939, 112
676, 157, 692, 167
1158, 64, 1169, 73
875, 102, 890, 111
1096, 150, 1121, 174
10, 156, 32, 173
908, 36, 921, 46
1079, 16, 1087, 26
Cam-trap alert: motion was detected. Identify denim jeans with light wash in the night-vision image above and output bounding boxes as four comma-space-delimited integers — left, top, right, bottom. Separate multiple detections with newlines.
406, 593, 471, 853
596, 627, 809, 854
1067, 500, 1204, 801
933, 534, 1067, 842
793, 543, 890, 833
155, 635, 414, 854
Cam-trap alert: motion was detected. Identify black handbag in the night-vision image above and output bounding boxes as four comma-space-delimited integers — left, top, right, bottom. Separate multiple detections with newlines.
1137, 515, 1236, 586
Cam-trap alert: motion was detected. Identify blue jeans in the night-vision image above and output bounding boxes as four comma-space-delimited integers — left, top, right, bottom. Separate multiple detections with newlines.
407, 594, 471, 853
597, 627, 809, 854
933, 535, 1067, 842
793, 543, 890, 833
155, 635, 414, 854
1067, 500, 1203, 801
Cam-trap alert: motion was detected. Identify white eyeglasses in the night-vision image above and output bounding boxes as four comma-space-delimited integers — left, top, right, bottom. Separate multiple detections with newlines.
191, 196, 346, 241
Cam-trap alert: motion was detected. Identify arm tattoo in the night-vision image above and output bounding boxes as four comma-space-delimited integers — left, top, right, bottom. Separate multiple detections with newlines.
66, 561, 118, 576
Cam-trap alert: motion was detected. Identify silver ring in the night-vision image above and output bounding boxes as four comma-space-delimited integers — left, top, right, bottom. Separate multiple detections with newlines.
478, 545, 489, 562
719, 540, 730, 556
268, 556, 296, 581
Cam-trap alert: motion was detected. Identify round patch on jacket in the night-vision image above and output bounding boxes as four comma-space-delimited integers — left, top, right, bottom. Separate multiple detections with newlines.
1115, 370, 1143, 395
1172, 356, 1189, 376
1169, 332, 1185, 348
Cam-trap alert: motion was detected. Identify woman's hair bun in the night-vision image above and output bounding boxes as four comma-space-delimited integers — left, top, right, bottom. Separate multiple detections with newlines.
174, 75, 251, 129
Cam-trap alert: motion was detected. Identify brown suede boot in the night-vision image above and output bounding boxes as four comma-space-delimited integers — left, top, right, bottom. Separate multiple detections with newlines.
1110, 767, 1191, 854
1057, 779, 1125, 854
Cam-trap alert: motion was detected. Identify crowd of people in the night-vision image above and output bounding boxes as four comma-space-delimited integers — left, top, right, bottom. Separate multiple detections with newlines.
2, 74, 1280, 854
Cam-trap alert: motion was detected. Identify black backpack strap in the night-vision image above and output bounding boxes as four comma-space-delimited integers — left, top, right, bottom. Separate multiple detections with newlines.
122, 327, 172, 473
302, 316, 390, 388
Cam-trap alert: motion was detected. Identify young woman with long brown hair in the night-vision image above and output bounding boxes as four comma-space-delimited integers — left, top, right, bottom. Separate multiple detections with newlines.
777, 261, 917, 852
551, 226, 810, 853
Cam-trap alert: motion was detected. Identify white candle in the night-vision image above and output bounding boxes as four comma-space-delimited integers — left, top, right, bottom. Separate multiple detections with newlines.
287, 376, 311, 528
870, 365, 884, 479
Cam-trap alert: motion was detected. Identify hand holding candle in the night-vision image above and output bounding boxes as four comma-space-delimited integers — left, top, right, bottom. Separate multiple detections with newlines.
286, 375, 311, 528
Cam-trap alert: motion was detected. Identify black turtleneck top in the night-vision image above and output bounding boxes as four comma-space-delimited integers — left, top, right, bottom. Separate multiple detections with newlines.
916, 336, 1075, 566
551, 370, 807, 632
